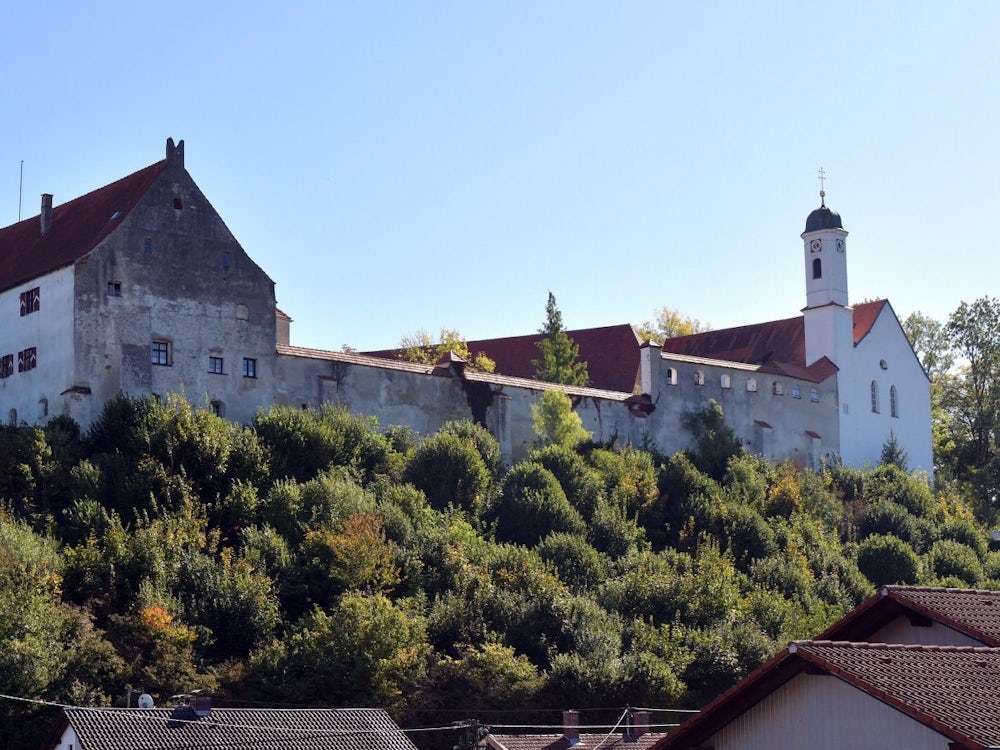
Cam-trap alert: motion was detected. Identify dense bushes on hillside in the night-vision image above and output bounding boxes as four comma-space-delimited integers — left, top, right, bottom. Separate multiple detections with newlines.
0, 396, 990, 749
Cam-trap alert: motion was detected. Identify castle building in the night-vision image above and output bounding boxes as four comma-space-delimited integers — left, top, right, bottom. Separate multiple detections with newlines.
0, 140, 932, 474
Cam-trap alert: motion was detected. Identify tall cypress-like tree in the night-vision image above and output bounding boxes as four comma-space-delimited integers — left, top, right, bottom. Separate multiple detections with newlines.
533, 292, 589, 386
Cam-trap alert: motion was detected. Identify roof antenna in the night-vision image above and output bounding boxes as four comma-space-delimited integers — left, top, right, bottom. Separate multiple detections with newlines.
18, 160, 23, 221
817, 166, 826, 207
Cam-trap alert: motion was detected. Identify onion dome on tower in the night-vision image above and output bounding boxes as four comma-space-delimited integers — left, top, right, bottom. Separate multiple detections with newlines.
804, 190, 843, 232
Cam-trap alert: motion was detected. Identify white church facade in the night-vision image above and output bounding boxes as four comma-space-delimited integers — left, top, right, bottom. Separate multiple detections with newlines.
0, 140, 932, 474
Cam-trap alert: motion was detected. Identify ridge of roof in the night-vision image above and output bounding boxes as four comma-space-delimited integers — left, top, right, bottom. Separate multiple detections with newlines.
0, 159, 169, 294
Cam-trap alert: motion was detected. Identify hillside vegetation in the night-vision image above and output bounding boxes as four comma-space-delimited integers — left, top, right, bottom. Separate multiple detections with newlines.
0, 395, 991, 749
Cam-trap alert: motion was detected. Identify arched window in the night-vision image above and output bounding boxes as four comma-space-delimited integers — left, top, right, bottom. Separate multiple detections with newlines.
720, 374, 732, 389
812, 258, 822, 279
666, 368, 678, 386
694, 371, 705, 386
871, 380, 880, 413
890, 385, 898, 418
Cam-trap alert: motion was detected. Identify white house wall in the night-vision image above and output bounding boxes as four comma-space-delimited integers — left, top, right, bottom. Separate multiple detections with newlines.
709, 672, 949, 750
0, 265, 75, 424
841, 306, 932, 475
868, 617, 984, 647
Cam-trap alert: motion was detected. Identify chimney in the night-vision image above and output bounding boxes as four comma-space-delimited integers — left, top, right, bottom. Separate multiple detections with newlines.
639, 340, 661, 400
625, 711, 650, 741
40, 194, 53, 235
563, 710, 580, 745
166, 137, 185, 168
189, 695, 211, 716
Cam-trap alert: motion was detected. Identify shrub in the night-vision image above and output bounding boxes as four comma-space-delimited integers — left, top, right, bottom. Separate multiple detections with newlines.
402, 432, 491, 513
493, 462, 586, 546
856, 534, 920, 585
859, 501, 918, 543
537, 533, 608, 592
929, 539, 984, 585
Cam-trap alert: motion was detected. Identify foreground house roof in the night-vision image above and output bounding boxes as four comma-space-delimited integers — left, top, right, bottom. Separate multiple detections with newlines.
655, 641, 1000, 750
818, 585, 1000, 646
489, 731, 667, 750
47, 705, 418, 750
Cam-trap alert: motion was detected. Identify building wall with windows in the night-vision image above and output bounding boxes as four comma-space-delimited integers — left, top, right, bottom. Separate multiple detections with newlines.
840, 303, 932, 473
0, 265, 75, 424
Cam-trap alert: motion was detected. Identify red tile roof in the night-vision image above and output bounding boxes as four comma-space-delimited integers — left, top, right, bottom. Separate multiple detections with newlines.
819, 585, 1000, 646
658, 300, 886, 381
657, 641, 1000, 750
0, 160, 168, 294
366, 324, 644, 393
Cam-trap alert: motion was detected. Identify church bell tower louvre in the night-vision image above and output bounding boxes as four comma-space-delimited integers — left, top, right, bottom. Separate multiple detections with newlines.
801, 178, 853, 368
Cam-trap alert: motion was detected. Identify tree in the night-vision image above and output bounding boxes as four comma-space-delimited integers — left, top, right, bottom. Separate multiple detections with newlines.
531, 391, 592, 448
945, 297, 1000, 481
635, 307, 710, 344
398, 328, 496, 372
533, 293, 588, 386
879, 432, 909, 472
903, 311, 954, 377
682, 400, 744, 480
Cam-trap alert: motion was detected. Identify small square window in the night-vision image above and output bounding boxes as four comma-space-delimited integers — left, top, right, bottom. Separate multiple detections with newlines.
107, 281, 122, 297
19, 287, 40, 316
209, 356, 225, 374
152, 340, 171, 366
17, 347, 36, 372
242, 357, 257, 378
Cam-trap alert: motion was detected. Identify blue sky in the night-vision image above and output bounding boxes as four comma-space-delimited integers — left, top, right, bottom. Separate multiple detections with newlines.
3, 2, 997, 350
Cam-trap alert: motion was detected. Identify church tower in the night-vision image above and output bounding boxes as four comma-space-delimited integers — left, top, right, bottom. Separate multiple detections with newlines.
801, 188, 852, 367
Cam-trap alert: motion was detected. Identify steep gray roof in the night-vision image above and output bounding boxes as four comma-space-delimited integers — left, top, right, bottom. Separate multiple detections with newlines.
50, 706, 419, 750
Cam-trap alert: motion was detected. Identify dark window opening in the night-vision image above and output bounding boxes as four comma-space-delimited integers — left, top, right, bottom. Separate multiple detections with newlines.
173, 197, 183, 210
812, 258, 822, 279
152, 340, 171, 366
0, 354, 13, 379
19, 287, 40, 316
143, 238, 152, 254
242, 357, 258, 379
17, 347, 37, 372
107, 281, 122, 297
209, 356, 225, 374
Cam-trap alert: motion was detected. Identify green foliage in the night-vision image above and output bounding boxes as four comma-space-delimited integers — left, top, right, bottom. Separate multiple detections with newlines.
398, 328, 497, 372
403, 431, 492, 513
635, 307, 710, 344
493, 462, 586, 546
533, 292, 589, 386
536, 533, 609, 592
928, 539, 984, 585
439, 419, 502, 477
880, 432, 909, 471
682, 400, 744, 479
859, 501, 918, 543
531, 390, 592, 448
856, 534, 921, 585
530, 443, 604, 520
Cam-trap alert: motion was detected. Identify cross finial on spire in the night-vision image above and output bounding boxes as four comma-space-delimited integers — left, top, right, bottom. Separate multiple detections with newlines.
818, 167, 827, 206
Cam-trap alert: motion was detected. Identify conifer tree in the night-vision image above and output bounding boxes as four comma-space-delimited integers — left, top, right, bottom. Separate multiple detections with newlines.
533, 292, 589, 386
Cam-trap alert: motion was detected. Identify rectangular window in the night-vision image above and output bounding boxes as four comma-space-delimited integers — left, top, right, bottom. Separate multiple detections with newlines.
107, 281, 122, 297
792, 385, 802, 399
810, 387, 820, 403
17, 347, 36, 372
242, 357, 257, 378
19, 287, 40, 316
0, 354, 13, 379
209, 356, 225, 374
151, 339, 171, 366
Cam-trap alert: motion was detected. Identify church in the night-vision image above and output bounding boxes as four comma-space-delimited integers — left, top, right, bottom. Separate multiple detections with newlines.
0, 139, 931, 474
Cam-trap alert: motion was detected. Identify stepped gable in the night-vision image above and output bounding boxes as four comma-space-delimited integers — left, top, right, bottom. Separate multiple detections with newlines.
0, 159, 168, 294
818, 585, 1000, 645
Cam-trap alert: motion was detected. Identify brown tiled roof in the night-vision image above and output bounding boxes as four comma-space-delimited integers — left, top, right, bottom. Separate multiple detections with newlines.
366, 324, 643, 393
0, 160, 168, 294
656, 641, 1000, 750
659, 300, 886, 379
489, 732, 667, 750
48, 706, 418, 750
819, 585, 1000, 646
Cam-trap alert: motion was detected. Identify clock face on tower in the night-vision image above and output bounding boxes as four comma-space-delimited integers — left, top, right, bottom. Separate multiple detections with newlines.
810, 239, 822, 253
836, 238, 845, 252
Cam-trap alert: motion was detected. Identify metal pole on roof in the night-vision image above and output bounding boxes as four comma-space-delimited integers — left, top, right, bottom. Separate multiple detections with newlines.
18, 160, 23, 221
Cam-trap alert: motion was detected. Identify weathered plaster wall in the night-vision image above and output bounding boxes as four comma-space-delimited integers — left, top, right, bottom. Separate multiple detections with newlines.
73, 163, 277, 426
